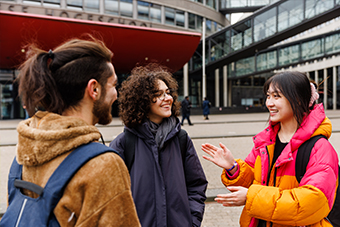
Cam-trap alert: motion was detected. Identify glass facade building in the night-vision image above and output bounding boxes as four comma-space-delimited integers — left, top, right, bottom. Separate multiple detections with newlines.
0, 0, 227, 119
187, 0, 340, 110
1, 0, 340, 118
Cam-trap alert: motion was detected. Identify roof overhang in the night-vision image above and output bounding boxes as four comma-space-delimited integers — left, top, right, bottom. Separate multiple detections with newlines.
0, 10, 201, 73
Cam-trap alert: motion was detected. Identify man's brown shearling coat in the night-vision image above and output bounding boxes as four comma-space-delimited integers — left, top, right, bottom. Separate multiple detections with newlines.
15, 111, 140, 226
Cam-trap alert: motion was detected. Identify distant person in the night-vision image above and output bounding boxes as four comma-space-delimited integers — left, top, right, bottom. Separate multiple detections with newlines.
2, 36, 140, 226
202, 71, 339, 226
181, 96, 193, 125
109, 63, 207, 227
202, 97, 211, 120
22, 105, 29, 119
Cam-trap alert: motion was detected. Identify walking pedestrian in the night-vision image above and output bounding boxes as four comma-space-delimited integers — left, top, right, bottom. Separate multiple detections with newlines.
202, 71, 339, 227
109, 63, 207, 227
181, 96, 193, 125
202, 97, 211, 120
2, 36, 140, 226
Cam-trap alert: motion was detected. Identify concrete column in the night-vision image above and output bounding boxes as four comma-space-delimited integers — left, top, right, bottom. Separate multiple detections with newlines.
228, 80, 232, 106
223, 65, 228, 107
185, 11, 188, 29
333, 66, 337, 110
132, 0, 137, 19
215, 68, 220, 107
183, 63, 189, 97
324, 68, 327, 108
161, 6, 165, 24
202, 18, 206, 100
60, 0, 66, 8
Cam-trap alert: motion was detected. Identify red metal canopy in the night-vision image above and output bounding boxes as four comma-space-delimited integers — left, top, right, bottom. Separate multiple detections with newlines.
0, 10, 201, 73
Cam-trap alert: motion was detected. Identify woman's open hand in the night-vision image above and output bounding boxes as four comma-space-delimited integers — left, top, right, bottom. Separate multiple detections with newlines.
201, 142, 235, 170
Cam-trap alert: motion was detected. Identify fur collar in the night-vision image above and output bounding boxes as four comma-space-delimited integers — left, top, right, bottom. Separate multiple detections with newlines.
16, 111, 101, 166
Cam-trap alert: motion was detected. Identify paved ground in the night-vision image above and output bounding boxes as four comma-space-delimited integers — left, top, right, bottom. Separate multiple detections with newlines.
1, 110, 340, 226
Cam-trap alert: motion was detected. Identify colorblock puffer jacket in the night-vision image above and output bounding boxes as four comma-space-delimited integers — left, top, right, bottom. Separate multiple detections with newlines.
222, 104, 339, 227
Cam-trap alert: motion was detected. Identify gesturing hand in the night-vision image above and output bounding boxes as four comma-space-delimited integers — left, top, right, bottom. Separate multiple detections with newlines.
215, 186, 248, 207
201, 142, 235, 170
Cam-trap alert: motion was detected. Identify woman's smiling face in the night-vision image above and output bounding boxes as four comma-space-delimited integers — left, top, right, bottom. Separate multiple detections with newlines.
266, 83, 294, 124
148, 79, 173, 124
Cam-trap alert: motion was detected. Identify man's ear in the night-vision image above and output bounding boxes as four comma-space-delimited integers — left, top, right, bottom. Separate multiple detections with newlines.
87, 79, 101, 100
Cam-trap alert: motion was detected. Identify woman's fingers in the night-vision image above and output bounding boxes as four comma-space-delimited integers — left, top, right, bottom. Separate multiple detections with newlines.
214, 187, 248, 207
215, 194, 235, 206
201, 143, 220, 156
202, 155, 214, 162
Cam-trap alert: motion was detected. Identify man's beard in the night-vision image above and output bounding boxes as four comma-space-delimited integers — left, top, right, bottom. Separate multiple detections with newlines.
93, 96, 112, 125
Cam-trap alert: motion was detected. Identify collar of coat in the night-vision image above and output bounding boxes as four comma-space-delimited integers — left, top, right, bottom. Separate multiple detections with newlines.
16, 111, 101, 166
252, 104, 332, 165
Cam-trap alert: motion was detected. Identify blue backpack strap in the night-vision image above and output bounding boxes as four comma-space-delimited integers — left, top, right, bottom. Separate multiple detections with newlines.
7, 158, 25, 202
10, 143, 117, 201
10, 143, 117, 198
43, 142, 118, 204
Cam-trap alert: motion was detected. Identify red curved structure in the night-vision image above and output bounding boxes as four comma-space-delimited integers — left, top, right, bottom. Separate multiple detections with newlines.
0, 10, 201, 73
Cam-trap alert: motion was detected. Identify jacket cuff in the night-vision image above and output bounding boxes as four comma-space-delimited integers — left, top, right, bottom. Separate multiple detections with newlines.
224, 161, 240, 180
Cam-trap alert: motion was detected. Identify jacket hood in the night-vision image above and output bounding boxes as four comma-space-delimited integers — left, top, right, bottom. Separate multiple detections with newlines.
16, 111, 101, 166
289, 103, 331, 151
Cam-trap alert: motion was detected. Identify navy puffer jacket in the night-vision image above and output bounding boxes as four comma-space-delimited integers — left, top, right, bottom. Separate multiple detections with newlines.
109, 118, 207, 227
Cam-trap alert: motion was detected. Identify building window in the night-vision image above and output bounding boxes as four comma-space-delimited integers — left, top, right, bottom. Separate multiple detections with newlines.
256, 50, 277, 71
189, 0, 203, 3
67, 0, 82, 10
84, 0, 99, 12
150, 3, 161, 22
120, 0, 133, 17
176, 10, 185, 27
104, 0, 133, 17
43, 0, 60, 7
165, 7, 175, 25
305, 0, 334, 19
23, 0, 60, 6
188, 13, 206, 31
23, 0, 42, 6
325, 33, 340, 54
278, 0, 303, 32
105, 0, 119, 15
301, 39, 323, 60
254, 7, 277, 42
235, 56, 255, 77
279, 44, 300, 66
165, 7, 185, 27
197, 15, 203, 30
206, 19, 212, 32
206, 0, 216, 9
188, 13, 196, 29
231, 19, 252, 51
137, 1, 161, 22
137, 1, 149, 20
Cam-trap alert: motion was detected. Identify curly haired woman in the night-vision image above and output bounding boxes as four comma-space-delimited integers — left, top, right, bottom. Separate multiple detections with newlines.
109, 63, 208, 227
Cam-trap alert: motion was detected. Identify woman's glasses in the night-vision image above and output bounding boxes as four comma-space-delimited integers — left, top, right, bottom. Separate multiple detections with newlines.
156, 89, 172, 101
